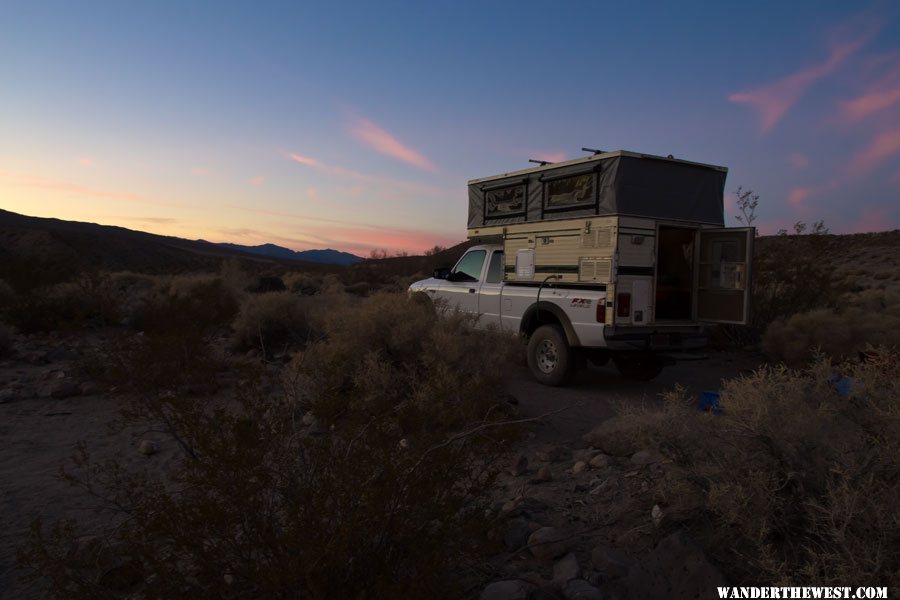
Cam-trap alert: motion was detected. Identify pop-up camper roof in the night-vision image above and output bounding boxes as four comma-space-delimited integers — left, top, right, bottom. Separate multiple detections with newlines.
467, 150, 727, 228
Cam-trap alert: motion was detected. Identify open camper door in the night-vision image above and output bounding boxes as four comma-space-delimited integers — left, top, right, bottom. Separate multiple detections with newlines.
694, 228, 754, 324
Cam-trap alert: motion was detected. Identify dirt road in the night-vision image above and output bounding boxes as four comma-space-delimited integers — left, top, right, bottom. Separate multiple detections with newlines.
505, 350, 765, 443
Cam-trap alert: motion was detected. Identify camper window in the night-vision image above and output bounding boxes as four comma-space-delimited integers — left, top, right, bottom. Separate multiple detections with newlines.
544, 173, 595, 211
485, 185, 526, 219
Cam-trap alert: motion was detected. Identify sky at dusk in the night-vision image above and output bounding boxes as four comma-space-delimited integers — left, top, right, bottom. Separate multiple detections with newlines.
2, 1, 899, 255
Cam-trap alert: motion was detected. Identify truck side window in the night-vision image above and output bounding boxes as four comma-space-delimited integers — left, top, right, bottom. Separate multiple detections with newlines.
485, 251, 504, 283
451, 250, 486, 282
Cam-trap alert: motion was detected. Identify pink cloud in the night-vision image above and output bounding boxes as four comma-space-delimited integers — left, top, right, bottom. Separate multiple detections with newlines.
839, 60, 900, 122
191, 166, 210, 176
306, 187, 320, 203
787, 152, 810, 169
78, 157, 94, 167
0, 169, 183, 209
729, 33, 874, 132
286, 152, 439, 194
846, 206, 897, 233
848, 127, 900, 176
347, 117, 437, 172
248, 175, 265, 186
531, 151, 567, 163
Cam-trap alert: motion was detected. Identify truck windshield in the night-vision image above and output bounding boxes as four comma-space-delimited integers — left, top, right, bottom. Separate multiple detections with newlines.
452, 250, 486, 282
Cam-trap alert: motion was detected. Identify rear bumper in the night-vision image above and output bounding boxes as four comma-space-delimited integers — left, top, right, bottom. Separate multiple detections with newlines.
602, 324, 707, 352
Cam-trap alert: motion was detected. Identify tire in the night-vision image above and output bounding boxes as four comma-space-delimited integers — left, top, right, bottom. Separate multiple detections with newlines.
613, 354, 664, 381
527, 324, 575, 386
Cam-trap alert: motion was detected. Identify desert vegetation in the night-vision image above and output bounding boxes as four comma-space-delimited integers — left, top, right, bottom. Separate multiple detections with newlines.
14, 284, 524, 597
596, 348, 899, 589
2, 228, 898, 597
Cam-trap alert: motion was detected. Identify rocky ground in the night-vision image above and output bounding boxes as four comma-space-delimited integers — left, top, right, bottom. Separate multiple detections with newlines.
0, 329, 763, 599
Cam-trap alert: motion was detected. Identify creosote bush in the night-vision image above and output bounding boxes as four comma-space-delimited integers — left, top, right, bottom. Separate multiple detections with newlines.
19, 292, 521, 597
618, 349, 900, 588
231, 291, 314, 353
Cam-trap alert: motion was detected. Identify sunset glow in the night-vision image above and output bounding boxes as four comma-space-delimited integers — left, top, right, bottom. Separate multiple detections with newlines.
2, 2, 899, 255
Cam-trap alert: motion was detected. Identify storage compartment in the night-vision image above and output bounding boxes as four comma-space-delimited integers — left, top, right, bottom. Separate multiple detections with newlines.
655, 226, 696, 320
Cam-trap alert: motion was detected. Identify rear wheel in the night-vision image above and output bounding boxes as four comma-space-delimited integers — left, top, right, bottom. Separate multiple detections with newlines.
527, 325, 574, 386
613, 354, 664, 381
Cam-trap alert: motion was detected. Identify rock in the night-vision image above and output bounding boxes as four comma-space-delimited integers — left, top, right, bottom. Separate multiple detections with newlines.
23, 351, 48, 365
511, 454, 529, 476
0, 389, 16, 403
301, 412, 317, 426
504, 518, 532, 551
138, 440, 160, 456
651, 505, 664, 527
573, 461, 588, 474
553, 553, 582, 587
591, 544, 635, 579
582, 415, 664, 457
480, 579, 536, 600
532, 465, 553, 483
49, 379, 80, 399
535, 445, 568, 463
616, 531, 726, 599
528, 527, 574, 560
589, 454, 609, 468
563, 579, 604, 600
630, 449, 663, 466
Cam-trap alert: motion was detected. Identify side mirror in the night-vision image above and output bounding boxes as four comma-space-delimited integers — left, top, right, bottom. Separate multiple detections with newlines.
433, 267, 450, 280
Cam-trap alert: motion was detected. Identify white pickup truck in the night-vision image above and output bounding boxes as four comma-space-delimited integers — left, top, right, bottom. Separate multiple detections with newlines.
409, 243, 709, 386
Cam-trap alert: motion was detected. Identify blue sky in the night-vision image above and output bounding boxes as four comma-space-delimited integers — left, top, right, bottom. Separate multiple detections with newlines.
1, 1, 898, 254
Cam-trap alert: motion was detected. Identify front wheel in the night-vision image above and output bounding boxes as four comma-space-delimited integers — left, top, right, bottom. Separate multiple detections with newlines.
613, 354, 664, 381
527, 325, 574, 386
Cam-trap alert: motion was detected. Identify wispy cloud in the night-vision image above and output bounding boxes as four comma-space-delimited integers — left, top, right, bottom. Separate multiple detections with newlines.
116, 216, 178, 224
530, 151, 567, 163
248, 175, 266, 186
729, 25, 877, 132
347, 117, 437, 172
0, 169, 182, 209
840, 60, 900, 122
848, 127, 900, 175
286, 152, 439, 194
787, 152, 810, 169
846, 206, 898, 233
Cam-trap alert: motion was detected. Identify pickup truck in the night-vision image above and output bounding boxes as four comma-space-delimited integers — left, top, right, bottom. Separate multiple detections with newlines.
409, 243, 707, 385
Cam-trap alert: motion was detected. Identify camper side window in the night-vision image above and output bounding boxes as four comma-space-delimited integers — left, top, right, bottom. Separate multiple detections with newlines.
544, 173, 595, 211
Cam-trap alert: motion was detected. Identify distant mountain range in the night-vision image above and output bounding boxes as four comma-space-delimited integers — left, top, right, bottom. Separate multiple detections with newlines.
216, 243, 362, 265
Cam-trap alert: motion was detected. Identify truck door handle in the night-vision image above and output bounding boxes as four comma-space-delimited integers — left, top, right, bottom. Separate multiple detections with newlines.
468, 288, 476, 294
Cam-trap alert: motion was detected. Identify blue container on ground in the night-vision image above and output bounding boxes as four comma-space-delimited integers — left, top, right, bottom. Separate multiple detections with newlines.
698, 391, 723, 414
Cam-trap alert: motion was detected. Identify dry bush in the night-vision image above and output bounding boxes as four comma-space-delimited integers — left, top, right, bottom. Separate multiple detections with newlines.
231, 291, 315, 353
282, 271, 321, 294
622, 350, 900, 588
20, 292, 520, 598
7, 273, 126, 332
132, 274, 241, 335
762, 296, 900, 365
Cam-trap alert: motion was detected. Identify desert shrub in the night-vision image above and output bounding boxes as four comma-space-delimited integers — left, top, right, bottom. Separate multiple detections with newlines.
133, 274, 240, 335
622, 350, 900, 588
0, 321, 12, 357
343, 281, 370, 296
762, 301, 900, 365
319, 273, 344, 295
282, 271, 321, 294
751, 236, 836, 334
232, 291, 314, 352
20, 292, 520, 598
289, 293, 519, 427
219, 257, 254, 294
7, 272, 125, 332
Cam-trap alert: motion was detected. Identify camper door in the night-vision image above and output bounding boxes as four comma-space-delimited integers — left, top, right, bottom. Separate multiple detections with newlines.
694, 228, 754, 324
